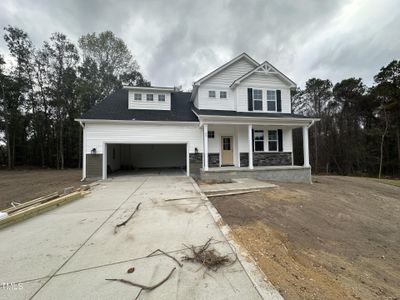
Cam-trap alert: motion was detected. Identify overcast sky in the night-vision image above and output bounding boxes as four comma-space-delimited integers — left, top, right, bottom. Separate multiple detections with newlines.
0, 0, 399, 89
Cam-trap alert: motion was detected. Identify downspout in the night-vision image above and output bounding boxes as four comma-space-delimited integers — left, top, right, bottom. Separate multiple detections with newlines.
79, 121, 86, 182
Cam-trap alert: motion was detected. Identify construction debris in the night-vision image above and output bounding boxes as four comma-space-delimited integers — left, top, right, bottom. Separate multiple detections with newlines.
114, 202, 142, 233
106, 267, 176, 298
147, 249, 183, 267
182, 238, 237, 271
206, 189, 260, 198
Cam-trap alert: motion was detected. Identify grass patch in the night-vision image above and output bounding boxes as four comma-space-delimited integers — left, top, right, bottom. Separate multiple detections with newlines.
379, 179, 400, 187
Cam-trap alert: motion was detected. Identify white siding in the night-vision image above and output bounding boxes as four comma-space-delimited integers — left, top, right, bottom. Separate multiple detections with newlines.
196, 57, 255, 111
236, 73, 291, 113
197, 86, 234, 110
85, 123, 203, 154
202, 58, 255, 86
128, 90, 171, 110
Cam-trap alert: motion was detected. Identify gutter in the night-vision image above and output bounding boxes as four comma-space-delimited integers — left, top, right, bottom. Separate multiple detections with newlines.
79, 121, 86, 182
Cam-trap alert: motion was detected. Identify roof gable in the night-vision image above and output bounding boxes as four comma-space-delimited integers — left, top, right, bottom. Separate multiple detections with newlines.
230, 61, 296, 88
194, 53, 259, 86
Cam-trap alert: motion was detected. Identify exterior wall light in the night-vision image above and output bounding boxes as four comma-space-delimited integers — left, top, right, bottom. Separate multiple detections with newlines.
91, 148, 97, 154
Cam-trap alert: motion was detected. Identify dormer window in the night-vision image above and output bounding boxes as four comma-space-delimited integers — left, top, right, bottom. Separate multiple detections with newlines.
267, 90, 276, 111
220, 91, 227, 99
134, 93, 142, 101
158, 94, 165, 102
146, 94, 154, 101
253, 89, 263, 111
208, 90, 216, 98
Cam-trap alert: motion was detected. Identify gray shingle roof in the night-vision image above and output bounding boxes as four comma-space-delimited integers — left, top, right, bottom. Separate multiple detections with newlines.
192, 106, 309, 118
80, 89, 198, 122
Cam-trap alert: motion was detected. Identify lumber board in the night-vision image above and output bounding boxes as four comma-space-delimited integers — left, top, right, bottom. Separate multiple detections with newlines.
3, 192, 59, 214
206, 189, 260, 198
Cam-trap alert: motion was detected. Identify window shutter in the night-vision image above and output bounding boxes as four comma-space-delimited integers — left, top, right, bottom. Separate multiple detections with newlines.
278, 129, 283, 152
276, 90, 282, 112
248, 88, 253, 111
252, 129, 254, 152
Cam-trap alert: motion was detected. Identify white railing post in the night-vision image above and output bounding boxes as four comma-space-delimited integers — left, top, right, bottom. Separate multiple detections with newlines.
303, 125, 310, 167
203, 124, 209, 171
248, 124, 253, 169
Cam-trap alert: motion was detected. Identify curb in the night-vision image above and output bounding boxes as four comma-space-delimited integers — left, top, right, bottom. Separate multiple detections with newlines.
189, 177, 283, 300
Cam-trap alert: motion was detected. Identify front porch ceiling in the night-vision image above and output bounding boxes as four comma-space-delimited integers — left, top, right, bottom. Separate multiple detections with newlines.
197, 115, 318, 128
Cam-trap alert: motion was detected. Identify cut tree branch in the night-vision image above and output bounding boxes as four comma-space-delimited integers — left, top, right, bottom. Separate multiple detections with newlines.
114, 202, 142, 233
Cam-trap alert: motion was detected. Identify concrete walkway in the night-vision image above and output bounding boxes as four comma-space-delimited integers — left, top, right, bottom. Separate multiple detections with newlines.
200, 178, 276, 193
0, 175, 280, 299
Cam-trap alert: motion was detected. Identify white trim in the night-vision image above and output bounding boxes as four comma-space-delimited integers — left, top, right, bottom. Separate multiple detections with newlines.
194, 53, 259, 85
186, 143, 190, 176
248, 124, 253, 169
231, 60, 297, 88
203, 124, 209, 171
75, 119, 200, 125
123, 85, 175, 92
102, 143, 107, 180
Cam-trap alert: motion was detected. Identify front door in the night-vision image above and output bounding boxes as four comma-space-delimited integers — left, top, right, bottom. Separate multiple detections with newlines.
221, 136, 234, 166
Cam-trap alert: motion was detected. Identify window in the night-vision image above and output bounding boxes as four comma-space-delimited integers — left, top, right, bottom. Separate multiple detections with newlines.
146, 94, 153, 101
208, 131, 215, 139
209, 90, 216, 98
220, 91, 227, 99
267, 90, 276, 111
158, 94, 165, 102
254, 130, 264, 152
134, 93, 142, 101
223, 137, 231, 150
268, 130, 278, 151
253, 89, 263, 111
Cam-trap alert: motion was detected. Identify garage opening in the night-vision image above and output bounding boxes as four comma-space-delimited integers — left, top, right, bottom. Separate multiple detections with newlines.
106, 143, 187, 177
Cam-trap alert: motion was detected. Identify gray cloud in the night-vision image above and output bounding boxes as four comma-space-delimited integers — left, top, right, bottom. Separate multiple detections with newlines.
0, 0, 399, 89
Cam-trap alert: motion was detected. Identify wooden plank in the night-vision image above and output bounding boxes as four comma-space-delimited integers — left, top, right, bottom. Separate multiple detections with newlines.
0, 191, 85, 229
3, 192, 59, 214
206, 189, 260, 198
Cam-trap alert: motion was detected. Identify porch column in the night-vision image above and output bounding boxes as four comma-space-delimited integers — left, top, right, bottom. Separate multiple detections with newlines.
303, 125, 310, 167
203, 124, 209, 171
248, 124, 253, 169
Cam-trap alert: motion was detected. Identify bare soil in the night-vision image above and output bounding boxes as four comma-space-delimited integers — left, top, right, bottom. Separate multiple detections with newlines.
210, 176, 400, 300
0, 169, 82, 210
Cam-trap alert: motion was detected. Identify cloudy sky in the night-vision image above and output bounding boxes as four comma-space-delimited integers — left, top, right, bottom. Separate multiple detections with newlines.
0, 0, 399, 89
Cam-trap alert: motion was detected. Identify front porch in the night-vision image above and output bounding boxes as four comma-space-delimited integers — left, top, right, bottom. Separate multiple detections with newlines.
194, 115, 316, 183
200, 165, 312, 183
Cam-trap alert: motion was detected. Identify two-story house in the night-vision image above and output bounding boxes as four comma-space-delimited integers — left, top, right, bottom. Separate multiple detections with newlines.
76, 53, 318, 183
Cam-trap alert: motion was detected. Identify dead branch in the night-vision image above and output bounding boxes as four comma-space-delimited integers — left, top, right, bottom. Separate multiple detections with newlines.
147, 249, 183, 267
106, 267, 176, 291
182, 238, 236, 271
114, 202, 142, 233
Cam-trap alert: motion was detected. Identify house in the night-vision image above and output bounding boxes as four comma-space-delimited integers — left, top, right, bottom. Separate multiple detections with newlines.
76, 53, 318, 183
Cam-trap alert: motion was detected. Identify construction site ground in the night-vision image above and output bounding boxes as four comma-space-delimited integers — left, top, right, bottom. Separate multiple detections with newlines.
210, 176, 400, 300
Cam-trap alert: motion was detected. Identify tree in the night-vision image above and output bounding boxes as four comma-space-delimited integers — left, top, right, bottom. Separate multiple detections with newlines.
2, 26, 34, 168
78, 31, 149, 101
44, 32, 79, 169
295, 78, 333, 172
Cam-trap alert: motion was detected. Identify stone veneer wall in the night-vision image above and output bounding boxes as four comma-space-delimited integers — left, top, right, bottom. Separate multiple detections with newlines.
189, 153, 220, 178
86, 154, 103, 178
208, 153, 219, 167
240, 152, 292, 167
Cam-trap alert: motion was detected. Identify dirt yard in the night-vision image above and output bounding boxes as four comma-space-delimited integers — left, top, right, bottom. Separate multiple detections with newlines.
0, 169, 82, 210
210, 176, 400, 300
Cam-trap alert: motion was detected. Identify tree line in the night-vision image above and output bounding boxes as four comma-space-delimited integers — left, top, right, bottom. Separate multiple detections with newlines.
0, 25, 399, 178
292, 62, 400, 177
0, 27, 150, 169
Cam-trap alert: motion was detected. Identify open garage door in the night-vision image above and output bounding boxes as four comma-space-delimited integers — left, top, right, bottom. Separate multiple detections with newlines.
105, 143, 188, 178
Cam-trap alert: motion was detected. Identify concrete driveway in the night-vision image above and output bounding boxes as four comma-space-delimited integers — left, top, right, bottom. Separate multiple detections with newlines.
0, 175, 280, 299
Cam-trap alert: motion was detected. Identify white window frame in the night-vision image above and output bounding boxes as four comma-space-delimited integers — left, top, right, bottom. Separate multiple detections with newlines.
253, 130, 264, 152
158, 94, 165, 102
208, 90, 216, 98
220, 91, 227, 99
266, 90, 277, 112
146, 94, 154, 101
253, 89, 263, 111
134, 93, 142, 101
268, 130, 278, 152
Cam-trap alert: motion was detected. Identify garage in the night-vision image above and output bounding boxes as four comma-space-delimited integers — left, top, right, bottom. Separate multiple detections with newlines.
105, 143, 188, 177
